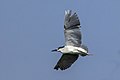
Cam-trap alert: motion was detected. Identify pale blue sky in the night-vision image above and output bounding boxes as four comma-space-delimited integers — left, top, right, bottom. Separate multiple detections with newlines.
0, 0, 120, 80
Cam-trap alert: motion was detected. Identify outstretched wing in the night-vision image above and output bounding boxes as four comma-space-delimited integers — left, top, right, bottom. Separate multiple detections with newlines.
54, 54, 79, 70
64, 10, 81, 47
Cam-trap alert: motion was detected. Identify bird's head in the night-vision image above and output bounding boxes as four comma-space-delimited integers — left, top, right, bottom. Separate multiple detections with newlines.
51, 48, 58, 52
51, 46, 64, 52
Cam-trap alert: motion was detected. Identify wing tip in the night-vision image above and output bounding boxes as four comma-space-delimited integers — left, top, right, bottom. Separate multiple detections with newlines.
65, 10, 77, 15
64, 10, 80, 29
65, 10, 72, 15
54, 65, 59, 70
54, 64, 69, 70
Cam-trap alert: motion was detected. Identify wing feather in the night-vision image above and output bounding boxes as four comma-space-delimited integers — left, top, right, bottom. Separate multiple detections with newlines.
54, 54, 79, 70
64, 10, 81, 47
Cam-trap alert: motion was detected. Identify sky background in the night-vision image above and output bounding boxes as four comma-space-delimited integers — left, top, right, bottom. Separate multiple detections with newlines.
0, 0, 120, 80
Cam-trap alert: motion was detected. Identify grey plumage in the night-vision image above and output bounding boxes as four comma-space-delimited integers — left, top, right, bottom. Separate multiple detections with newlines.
64, 10, 81, 47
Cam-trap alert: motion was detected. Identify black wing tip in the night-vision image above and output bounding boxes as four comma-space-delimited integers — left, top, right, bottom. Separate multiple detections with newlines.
54, 65, 69, 70
54, 65, 59, 70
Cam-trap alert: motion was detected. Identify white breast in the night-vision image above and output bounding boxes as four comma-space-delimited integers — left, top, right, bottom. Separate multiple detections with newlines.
59, 46, 87, 54
64, 46, 87, 53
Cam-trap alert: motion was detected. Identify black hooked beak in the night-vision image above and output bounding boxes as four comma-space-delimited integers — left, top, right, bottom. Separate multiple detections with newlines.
51, 49, 58, 52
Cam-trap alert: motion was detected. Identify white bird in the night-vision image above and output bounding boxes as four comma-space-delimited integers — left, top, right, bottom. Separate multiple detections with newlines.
52, 10, 91, 70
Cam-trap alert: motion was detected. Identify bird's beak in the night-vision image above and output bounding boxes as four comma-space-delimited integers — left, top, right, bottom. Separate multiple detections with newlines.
51, 49, 58, 52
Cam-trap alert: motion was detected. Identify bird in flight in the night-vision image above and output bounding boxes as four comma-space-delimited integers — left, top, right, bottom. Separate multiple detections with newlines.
52, 10, 91, 70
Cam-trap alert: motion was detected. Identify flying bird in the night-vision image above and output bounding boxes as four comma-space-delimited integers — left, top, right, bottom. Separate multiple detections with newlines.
52, 10, 91, 70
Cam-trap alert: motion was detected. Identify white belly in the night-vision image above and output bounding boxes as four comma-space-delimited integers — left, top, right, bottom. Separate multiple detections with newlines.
61, 46, 87, 54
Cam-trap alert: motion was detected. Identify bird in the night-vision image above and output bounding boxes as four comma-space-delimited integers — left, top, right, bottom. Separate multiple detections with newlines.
52, 10, 91, 70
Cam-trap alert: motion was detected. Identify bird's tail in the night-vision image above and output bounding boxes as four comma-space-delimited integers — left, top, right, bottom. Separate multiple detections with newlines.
87, 53, 93, 56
